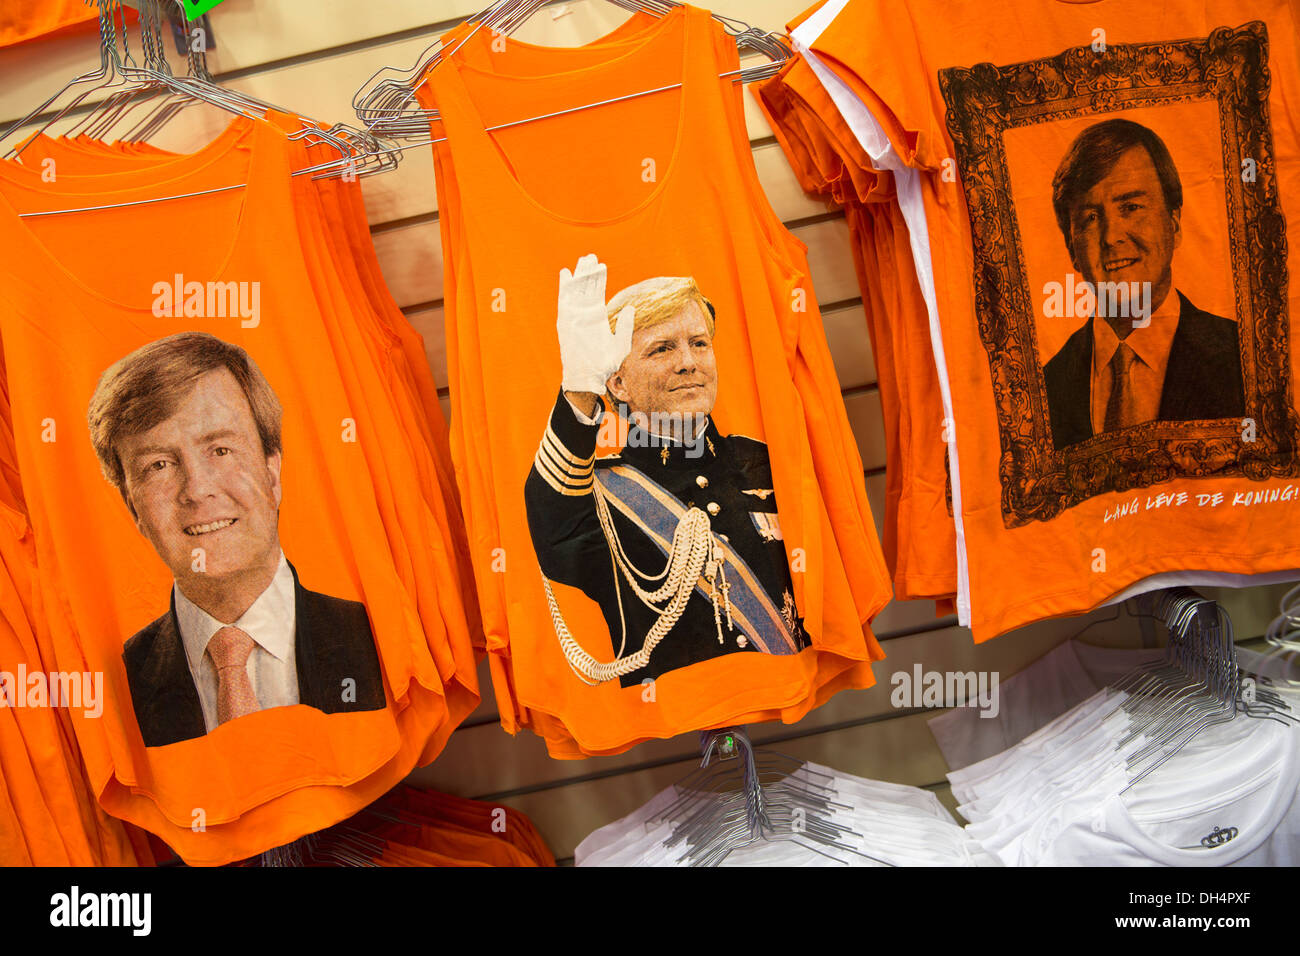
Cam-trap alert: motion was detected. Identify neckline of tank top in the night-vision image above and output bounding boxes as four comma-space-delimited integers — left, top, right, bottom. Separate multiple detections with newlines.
444, 4, 681, 82
1103, 715, 1299, 865
21, 133, 181, 166
0, 116, 286, 314
415, 11, 664, 136
429, 5, 707, 229
0, 115, 253, 194
25, 135, 183, 168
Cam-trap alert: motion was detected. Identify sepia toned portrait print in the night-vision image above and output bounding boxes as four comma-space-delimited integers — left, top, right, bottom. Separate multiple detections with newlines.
88, 332, 385, 747
940, 22, 1297, 527
1042, 118, 1245, 449
524, 255, 807, 688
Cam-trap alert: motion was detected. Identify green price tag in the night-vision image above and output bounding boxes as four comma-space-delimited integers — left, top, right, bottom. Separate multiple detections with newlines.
179, 0, 226, 19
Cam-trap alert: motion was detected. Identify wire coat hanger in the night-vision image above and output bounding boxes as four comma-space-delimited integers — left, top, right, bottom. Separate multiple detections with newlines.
6, 1, 400, 219
352, 0, 793, 141
649, 727, 894, 866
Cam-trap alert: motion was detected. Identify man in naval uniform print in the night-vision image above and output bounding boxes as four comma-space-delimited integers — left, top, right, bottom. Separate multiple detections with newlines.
524, 254, 808, 688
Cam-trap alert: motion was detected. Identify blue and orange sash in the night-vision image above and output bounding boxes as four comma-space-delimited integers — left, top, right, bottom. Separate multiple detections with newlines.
595, 464, 800, 655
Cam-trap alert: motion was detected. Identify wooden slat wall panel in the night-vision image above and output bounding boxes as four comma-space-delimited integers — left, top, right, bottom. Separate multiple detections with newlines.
844, 390, 886, 470
0, 0, 793, 133
195, 0, 814, 76
1, 0, 1287, 866
367, 215, 860, 315
0, 29, 107, 123
406, 610, 1124, 801
406, 298, 876, 398
371, 220, 445, 307
1210, 582, 1296, 640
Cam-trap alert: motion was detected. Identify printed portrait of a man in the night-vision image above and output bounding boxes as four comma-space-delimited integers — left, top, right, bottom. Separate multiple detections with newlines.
1043, 118, 1246, 449
87, 332, 385, 747
524, 255, 807, 687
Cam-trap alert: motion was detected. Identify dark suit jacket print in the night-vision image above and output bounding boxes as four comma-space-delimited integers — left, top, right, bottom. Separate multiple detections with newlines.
1043, 292, 1245, 450
121, 562, 385, 747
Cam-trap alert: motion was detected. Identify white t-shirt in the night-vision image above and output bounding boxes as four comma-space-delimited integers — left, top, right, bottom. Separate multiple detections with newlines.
930, 640, 1283, 770
950, 657, 1300, 865
1030, 709, 1300, 865
575, 760, 998, 866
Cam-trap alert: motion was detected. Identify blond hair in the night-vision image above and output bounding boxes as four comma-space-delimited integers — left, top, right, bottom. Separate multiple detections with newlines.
87, 332, 282, 500
606, 276, 716, 337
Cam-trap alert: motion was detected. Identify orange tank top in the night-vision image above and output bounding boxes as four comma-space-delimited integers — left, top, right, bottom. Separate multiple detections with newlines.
429, 10, 892, 746
0, 116, 476, 863
421, 5, 889, 756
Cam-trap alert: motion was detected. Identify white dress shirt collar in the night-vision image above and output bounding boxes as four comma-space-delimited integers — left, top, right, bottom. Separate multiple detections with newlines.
176, 552, 296, 675
1092, 286, 1183, 373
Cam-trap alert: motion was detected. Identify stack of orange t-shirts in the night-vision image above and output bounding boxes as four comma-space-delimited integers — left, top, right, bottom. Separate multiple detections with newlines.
240, 785, 555, 867
0, 459, 156, 864
753, 46, 959, 615
0, 114, 479, 865
0, 147, 155, 864
771, 0, 1300, 640
411, 4, 891, 759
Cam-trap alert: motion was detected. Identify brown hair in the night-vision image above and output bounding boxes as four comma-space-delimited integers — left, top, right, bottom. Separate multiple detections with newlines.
1052, 118, 1183, 250
87, 332, 282, 499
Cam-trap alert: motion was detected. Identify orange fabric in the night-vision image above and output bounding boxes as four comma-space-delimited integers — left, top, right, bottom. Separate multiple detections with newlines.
0, 0, 134, 49
754, 49, 958, 607
0, 518, 153, 865
383, 787, 555, 866
802, 0, 1300, 638
16, 126, 470, 581
444, 12, 891, 745
0, 116, 478, 864
0, 274, 152, 864
434, 11, 888, 753
250, 786, 555, 867
419, 5, 889, 758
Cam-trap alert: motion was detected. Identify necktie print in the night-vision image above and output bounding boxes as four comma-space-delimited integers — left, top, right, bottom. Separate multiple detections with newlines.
1103, 342, 1138, 432
207, 626, 260, 725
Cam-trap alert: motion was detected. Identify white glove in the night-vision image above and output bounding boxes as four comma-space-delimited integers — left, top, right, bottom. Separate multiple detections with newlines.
557, 253, 635, 395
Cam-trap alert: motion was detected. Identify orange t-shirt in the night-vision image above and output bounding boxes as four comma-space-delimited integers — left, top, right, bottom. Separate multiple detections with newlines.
420, 4, 889, 757
802, 0, 1300, 638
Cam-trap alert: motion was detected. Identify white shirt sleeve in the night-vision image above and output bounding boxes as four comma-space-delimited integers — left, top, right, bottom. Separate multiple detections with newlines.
565, 394, 604, 426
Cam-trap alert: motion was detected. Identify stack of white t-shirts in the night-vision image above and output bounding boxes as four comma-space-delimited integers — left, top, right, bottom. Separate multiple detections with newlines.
950, 666, 1300, 865
929, 640, 1279, 771
575, 760, 999, 866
